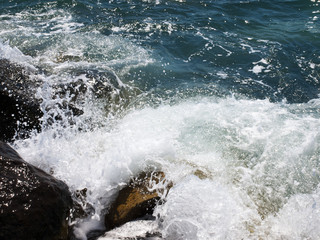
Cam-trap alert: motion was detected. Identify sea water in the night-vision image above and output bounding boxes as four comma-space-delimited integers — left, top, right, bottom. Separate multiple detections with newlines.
1, 0, 320, 239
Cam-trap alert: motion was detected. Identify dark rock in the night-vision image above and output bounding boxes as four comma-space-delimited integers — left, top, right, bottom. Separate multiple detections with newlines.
105, 171, 171, 231
70, 188, 96, 222
0, 59, 43, 141
0, 58, 126, 141
52, 69, 118, 115
0, 141, 73, 240
56, 68, 132, 114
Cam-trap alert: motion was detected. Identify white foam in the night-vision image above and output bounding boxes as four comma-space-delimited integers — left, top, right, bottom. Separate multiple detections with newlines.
13, 96, 320, 238
32, 32, 153, 76
155, 176, 256, 240
73, 219, 105, 240
258, 187, 320, 239
240, 43, 261, 54
251, 65, 265, 74
0, 8, 152, 80
98, 220, 160, 240
0, 8, 82, 37
0, 41, 36, 70
253, 58, 269, 65
216, 71, 228, 79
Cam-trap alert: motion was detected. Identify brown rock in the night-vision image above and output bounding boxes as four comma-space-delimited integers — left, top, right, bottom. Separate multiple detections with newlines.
105, 171, 170, 231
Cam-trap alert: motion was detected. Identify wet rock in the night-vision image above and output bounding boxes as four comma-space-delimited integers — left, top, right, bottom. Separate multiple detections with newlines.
57, 68, 133, 114
53, 69, 120, 112
0, 141, 73, 240
71, 188, 89, 220
193, 169, 209, 180
0, 58, 125, 141
98, 220, 162, 240
0, 59, 42, 141
105, 171, 171, 231
70, 187, 96, 224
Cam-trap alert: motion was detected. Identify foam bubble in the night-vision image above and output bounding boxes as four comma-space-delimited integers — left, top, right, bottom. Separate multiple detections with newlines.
251, 65, 265, 74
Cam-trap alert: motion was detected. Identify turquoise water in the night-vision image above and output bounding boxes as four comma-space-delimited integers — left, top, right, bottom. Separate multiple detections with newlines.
1, 0, 320, 239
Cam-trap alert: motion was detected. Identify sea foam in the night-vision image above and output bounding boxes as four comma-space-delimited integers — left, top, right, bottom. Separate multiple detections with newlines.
13, 96, 320, 238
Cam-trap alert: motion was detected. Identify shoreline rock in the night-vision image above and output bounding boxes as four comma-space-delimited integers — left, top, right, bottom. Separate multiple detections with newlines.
0, 141, 72, 240
105, 171, 171, 232
0, 59, 42, 142
0, 58, 128, 142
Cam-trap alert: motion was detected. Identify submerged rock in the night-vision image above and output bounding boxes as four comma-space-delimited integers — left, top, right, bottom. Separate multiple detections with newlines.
0, 141, 72, 240
53, 68, 124, 114
57, 68, 136, 115
0, 59, 42, 141
105, 171, 171, 231
98, 220, 162, 240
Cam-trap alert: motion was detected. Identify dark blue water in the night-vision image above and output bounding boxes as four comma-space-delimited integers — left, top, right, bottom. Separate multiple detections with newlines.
1, 1, 320, 239
1, 0, 319, 103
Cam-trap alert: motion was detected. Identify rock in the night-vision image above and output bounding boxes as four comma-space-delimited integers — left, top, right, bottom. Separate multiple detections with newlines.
105, 171, 171, 231
98, 220, 162, 240
0, 58, 125, 141
0, 59, 132, 142
0, 141, 73, 240
53, 69, 120, 115
56, 68, 134, 114
0, 59, 42, 141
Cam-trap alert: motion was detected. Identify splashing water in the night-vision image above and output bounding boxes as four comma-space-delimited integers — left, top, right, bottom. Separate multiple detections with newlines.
1, 0, 320, 239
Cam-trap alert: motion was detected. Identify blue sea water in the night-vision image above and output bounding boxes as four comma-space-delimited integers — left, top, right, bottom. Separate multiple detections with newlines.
1, 0, 320, 239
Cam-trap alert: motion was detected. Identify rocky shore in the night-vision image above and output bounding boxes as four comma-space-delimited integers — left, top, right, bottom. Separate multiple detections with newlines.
0, 58, 169, 240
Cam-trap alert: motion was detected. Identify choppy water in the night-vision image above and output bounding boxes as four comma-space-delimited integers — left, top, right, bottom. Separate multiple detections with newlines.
1, 0, 320, 239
